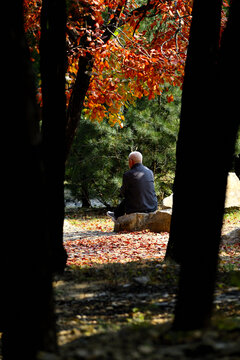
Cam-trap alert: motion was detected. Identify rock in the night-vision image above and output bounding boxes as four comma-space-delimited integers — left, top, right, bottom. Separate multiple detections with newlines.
133, 276, 150, 286
138, 344, 154, 355
161, 172, 240, 209
225, 172, 240, 208
148, 209, 172, 233
37, 352, 61, 360
222, 228, 240, 244
162, 194, 173, 209
114, 212, 150, 232
114, 209, 172, 233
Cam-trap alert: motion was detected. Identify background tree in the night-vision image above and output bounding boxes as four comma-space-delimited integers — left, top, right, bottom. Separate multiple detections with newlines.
166, 0, 240, 330
124, 87, 181, 196
65, 87, 181, 206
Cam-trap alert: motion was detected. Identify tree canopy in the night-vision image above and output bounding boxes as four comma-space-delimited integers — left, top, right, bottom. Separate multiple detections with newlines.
24, 0, 232, 161
24, 0, 191, 122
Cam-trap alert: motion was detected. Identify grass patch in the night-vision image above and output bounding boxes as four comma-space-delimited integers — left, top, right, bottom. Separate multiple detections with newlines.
223, 207, 240, 224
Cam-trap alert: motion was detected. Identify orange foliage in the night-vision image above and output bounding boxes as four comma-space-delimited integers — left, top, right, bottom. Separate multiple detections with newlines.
24, 0, 229, 126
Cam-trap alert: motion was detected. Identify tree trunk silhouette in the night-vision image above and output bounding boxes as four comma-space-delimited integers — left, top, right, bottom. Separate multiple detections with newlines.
40, 0, 68, 274
65, 52, 93, 161
81, 183, 91, 208
165, 0, 240, 330
1, 1, 57, 358
234, 156, 240, 179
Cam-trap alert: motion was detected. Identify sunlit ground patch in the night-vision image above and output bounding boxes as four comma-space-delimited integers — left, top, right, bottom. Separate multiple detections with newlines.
64, 230, 169, 266
64, 216, 239, 269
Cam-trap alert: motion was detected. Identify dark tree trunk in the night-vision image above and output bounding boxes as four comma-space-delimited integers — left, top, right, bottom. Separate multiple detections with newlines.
165, 0, 240, 330
165, 0, 223, 265
40, 0, 68, 274
219, 0, 240, 181
234, 156, 240, 179
81, 183, 91, 208
1, 1, 56, 358
65, 52, 93, 160
164, 0, 228, 330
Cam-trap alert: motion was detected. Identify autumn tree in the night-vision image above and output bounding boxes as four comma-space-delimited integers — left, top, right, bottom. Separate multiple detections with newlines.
66, 0, 192, 158
24, 0, 192, 159
165, 0, 240, 330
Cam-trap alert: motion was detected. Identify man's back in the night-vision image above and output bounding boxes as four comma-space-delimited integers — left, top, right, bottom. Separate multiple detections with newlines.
121, 163, 158, 214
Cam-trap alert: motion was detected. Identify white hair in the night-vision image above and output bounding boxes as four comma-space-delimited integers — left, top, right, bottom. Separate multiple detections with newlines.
129, 151, 142, 164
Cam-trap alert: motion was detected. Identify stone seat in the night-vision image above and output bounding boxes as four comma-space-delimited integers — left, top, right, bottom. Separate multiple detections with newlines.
114, 209, 172, 233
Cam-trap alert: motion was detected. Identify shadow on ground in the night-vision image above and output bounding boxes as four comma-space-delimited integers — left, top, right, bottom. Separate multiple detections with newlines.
53, 261, 240, 360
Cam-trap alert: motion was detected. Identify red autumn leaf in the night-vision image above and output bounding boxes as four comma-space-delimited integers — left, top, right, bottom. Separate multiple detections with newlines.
167, 94, 174, 103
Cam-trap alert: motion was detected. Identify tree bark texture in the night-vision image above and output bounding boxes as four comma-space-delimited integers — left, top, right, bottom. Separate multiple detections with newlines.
165, 0, 240, 330
40, 0, 68, 273
1, 1, 56, 358
65, 52, 93, 161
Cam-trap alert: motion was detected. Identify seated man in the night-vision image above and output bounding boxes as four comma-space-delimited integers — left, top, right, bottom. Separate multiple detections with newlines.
107, 151, 158, 221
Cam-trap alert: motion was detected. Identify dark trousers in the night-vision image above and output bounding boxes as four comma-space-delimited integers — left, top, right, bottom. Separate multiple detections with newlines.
114, 199, 126, 219
114, 200, 156, 219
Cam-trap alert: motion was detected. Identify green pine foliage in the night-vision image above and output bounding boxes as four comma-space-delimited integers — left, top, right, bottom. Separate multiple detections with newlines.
65, 88, 181, 207
124, 88, 181, 198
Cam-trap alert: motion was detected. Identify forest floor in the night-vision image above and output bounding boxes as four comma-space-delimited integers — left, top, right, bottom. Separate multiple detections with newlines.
48, 208, 240, 360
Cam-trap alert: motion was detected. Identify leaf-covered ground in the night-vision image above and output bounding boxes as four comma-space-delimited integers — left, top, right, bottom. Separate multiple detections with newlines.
64, 210, 240, 270
50, 209, 240, 360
